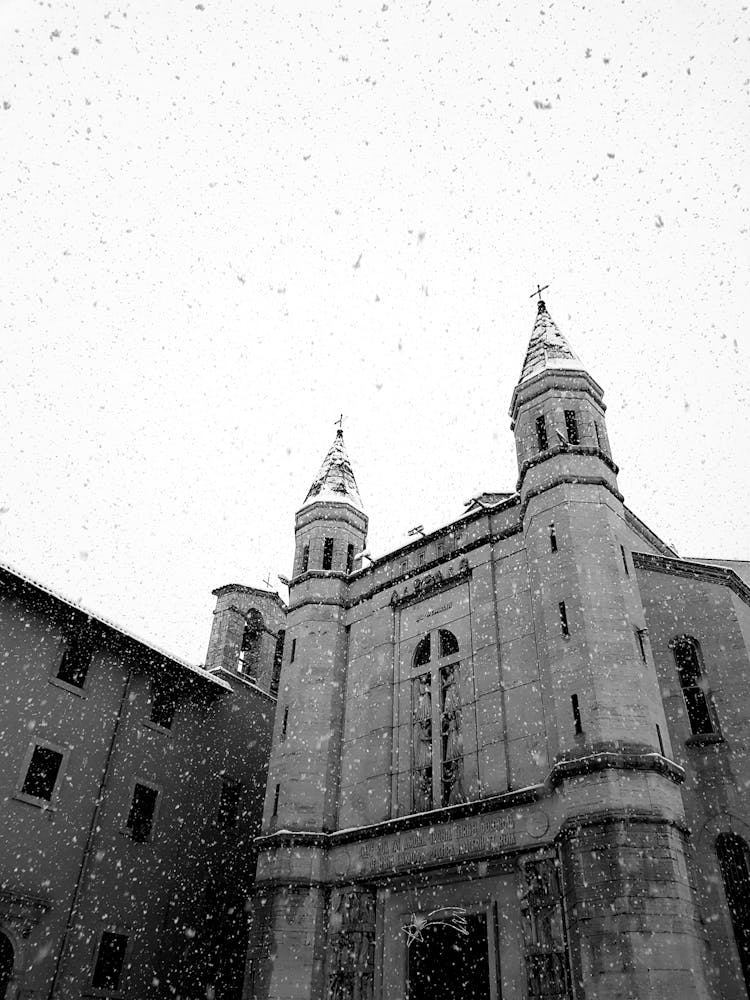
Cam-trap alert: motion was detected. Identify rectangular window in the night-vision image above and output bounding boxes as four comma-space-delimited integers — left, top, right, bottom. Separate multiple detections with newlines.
346, 543, 355, 574
571, 694, 583, 735
272, 783, 280, 816
535, 414, 548, 452
549, 524, 558, 553
126, 783, 159, 843
21, 745, 63, 801
400, 560, 408, 576
280, 705, 289, 741
594, 421, 602, 450
290, 638, 296, 663
564, 410, 579, 445
621, 544, 629, 576
417, 551, 425, 567
92, 931, 128, 991
217, 779, 242, 828
301, 543, 310, 573
322, 537, 334, 570
150, 679, 177, 729
559, 601, 570, 638
57, 628, 93, 688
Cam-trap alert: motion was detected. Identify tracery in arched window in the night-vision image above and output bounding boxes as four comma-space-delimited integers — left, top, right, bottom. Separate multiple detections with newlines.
411, 629, 463, 811
672, 637, 716, 736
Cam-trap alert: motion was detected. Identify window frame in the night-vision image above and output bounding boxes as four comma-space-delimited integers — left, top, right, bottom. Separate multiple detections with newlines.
670, 635, 720, 739
322, 536, 334, 571
146, 676, 178, 733
123, 777, 162, 844
49, 625, 95, 698
15, 739, 69, 811
410, 628, 464, 812
216, 778, 244, 830
564, 409, 580, 445
535, 414, 548, 452
89, 926, 131, 997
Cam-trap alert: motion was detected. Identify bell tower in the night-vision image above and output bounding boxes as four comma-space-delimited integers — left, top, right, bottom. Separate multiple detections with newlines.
250, 428, 368, 1000
510, 298, 709, 1000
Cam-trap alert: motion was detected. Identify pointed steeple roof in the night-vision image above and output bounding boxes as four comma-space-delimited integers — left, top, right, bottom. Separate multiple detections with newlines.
518, 299, 584, 384
301, 430, 365, 513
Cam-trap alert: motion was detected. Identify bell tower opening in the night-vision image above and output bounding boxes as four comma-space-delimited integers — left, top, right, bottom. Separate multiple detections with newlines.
407, 912, 490, 1000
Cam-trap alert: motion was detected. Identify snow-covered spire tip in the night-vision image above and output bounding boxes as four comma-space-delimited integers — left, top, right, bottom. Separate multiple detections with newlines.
301, 429, 364, 513
518, 298, 585, 384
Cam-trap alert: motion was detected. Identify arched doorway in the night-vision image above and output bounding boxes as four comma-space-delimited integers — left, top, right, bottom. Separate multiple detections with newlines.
407, 913, 490, 1000
717, 833, 750, 996
0, 932, 14, 999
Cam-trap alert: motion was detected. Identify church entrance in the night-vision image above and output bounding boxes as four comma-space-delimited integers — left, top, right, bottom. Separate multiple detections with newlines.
407, 912, 490, 1000
0, 931, 13, 999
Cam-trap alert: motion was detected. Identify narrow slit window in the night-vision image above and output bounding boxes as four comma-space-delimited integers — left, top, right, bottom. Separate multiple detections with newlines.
322, 537, 334, 570
346, 543, 355, 574
21, 745, 63, 801
217, 780, 242, 828
636, 627, 647, 663
301, 544, 310, 573
272, 783, 280, 816
656, 724, 665, 755
92, 931, 128, 991
57, 628, 94, 688
594, 421, 602, 450
280, 706, 289, 742
571, 694, 583, 735
535, 414, 548, 452
290, 638, 297, 663
271, 630, 285, 698
621, 544, 630, 576
559, 601, 570, 638
126, 783, 159, 843
549, 524, 558, 553
564, 410, 579, 445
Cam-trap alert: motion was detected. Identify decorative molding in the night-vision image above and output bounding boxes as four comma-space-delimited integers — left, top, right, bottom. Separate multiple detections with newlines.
517, 443, 619, 492
0, 887, 50, 939
389, 558, 472, 610
519, 473, 624, 519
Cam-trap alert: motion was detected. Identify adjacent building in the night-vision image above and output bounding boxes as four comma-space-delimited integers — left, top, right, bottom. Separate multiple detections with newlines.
0, 563, 276, 999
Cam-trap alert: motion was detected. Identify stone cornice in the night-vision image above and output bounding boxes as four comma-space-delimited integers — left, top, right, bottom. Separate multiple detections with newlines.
633, 552, 750, 607
519, 473, 624, 519
255, 748, 683, 854
516, 444, 619, 493
211, 584, 287, 610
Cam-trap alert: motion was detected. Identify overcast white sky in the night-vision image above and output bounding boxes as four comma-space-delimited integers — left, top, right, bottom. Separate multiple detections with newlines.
1, 1, 748, 664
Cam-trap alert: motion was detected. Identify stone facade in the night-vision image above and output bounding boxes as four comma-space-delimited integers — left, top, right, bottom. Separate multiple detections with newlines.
248, 301, 750, 1000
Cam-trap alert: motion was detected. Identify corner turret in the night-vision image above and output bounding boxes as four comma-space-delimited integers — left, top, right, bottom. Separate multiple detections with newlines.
510, 299, 619, 505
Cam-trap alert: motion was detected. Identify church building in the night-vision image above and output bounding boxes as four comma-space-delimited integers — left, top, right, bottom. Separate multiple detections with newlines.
241, 299, 750, 1000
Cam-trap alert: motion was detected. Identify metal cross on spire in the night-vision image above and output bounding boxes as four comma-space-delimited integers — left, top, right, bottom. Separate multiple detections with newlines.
335, 414, 344, 433
530, 283, 549, 301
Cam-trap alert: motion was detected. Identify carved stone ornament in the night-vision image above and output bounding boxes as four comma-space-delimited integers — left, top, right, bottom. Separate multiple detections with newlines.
326, 887, 376, 1000
390, 559, 471, 610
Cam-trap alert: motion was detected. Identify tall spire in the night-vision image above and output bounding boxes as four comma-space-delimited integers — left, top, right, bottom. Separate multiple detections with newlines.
301, 429, 364, 513
518, 299, 584, 385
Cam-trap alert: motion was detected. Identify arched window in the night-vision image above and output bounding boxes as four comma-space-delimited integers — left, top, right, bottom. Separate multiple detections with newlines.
0, 931, 13, 999
411, 629, 463, 811
672, 637, 716, 736
238, 610, 264, 679
439, 629, 459, 658
717, 833, 750, 992
414, 635, 431, 668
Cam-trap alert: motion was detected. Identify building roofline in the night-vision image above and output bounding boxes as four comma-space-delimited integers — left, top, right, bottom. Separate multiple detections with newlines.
211, 583, 287, 610
0, 560, 232, 692
349, 492, 519, 580
633, 552, 750, 607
